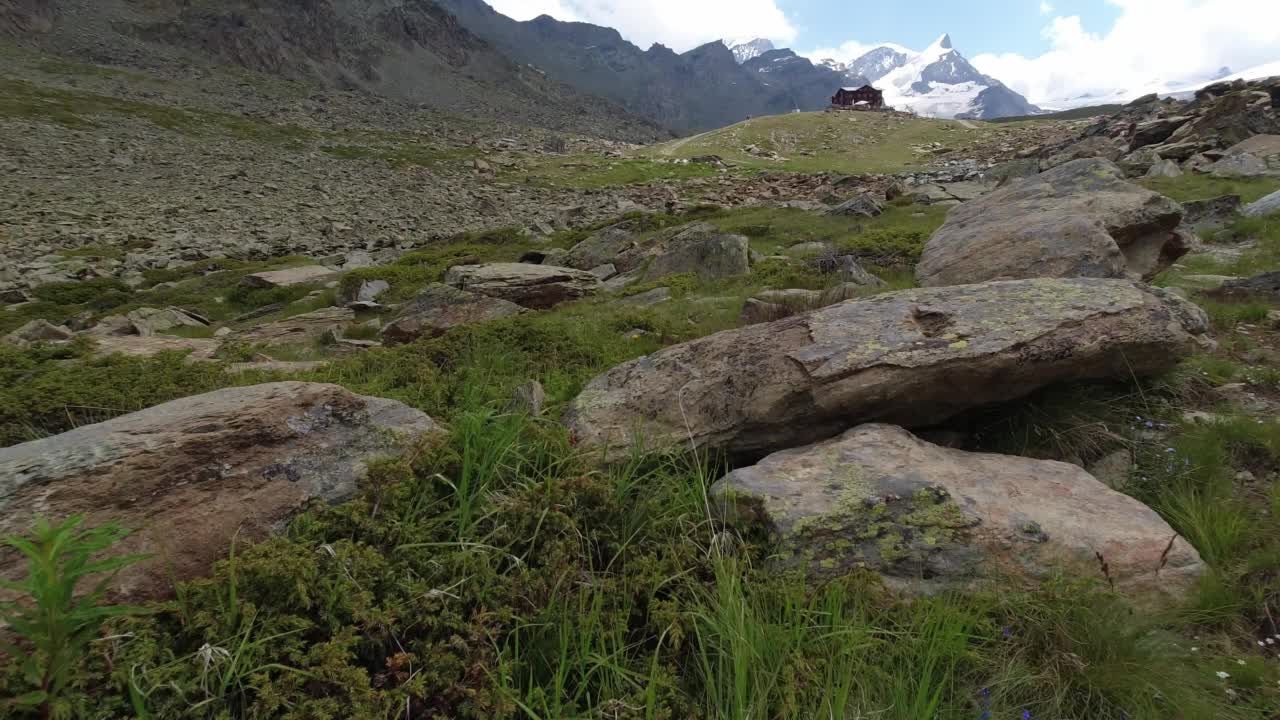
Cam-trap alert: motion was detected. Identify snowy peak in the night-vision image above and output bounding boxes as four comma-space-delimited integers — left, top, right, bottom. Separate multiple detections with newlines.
727, 38, 775, 64
843, 34, 1039, 119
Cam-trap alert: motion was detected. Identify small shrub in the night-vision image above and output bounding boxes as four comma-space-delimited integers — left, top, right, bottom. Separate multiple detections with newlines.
1, 516, 146, 719
30, 278, 132, 306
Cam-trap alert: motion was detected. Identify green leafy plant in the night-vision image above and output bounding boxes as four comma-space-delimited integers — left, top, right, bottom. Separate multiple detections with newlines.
1, 515, 147, 719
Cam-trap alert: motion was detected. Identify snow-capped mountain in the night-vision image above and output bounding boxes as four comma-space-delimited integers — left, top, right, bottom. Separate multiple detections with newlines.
840, 34, 1040, 119
726, 38, 775, 64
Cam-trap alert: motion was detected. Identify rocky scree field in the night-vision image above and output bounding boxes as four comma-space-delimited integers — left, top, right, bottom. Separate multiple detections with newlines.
3, 37, 1280, 720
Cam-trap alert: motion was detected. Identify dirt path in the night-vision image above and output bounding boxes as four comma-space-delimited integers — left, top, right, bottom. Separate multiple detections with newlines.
955, 119, 979, 129
658, 118, 751, 156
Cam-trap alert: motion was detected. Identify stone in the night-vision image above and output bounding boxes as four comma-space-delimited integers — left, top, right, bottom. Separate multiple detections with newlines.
1145, 159, 1183, 178
1129, 116, 1192, 150
84, 315, 135, 337
509, 380, 547, 416
826, 193, 883, 218
588, 263, 618, 280
1243, 189, 1280, 217
1087, 449, 1136, 491
1181, 195, 1242, 231
90, 335, 221, 360
1040, 136, 1126, 170
380, 284, 525, 345
0, 382, 442, 602
710, 424, 1202, 602
1222, 134, 1280, 170
639, 227, 750, 282
3, 319, 74, 346
341, 279, 390, 307
232, 307, 355, 346
834, 256, 884, 287
225, 360, 327, 374
916, 159, 1187, 287
564, 278, 1209, 460
619, 287, 672, 307
1210, 271, 1280, 299
786, 241, 834, 255
444, 263, 601, 309
564, 222, 749, 282
739, 298, 786, 325
1209, 152, 1271, 178
126, 306, 208, 337
241, 265, 339, 289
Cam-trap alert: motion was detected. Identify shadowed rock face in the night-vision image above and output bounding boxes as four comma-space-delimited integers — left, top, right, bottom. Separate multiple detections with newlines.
916, 159, 1188, 287
563, 278, 1209, 461
444, 263, 602, 309
0, 382, 442, 602
711, 424, 1204, 602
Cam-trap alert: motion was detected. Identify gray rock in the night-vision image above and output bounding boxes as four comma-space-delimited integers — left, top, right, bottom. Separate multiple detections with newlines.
739, 298, 786, 325
786, 241, 834, 256
711, 424, 1202, 602
564, 278, 1209, 460
641, 227, 749, 282
509, 380, 547, 416
1088, 448, 1136, 491
0, 382, 442, 602
1210, 271, 1280, 299
917, 159, 1188, 287
3, 319, 74, 347
232, 307, 355, 346
342, 279, 390, 307
126, 306, 208, 337
90, 335, 221, 359
1181, 195, 1242, 231
381, 284, 525, 345
1145, 159, 1183, 178
834, 256, 884, 287
588, 263, 618, 280
444, 263, 601, 309
241, 265, 339, 289
826, 193, 883, 218
84, 315, 135, 337
1243, 189, 1280, 217
619, 287, 671, 307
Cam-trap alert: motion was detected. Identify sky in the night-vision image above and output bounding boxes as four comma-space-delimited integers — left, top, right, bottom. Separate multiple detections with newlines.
484, 0, 1280, 106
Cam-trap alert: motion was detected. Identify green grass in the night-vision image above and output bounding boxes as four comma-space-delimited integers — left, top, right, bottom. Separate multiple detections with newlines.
648, 111, 1024, 174
1140, 175, 1280, 204
988, 103, 1124, 123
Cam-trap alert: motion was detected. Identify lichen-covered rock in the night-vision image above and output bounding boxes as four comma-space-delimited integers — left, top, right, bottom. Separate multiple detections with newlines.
381, 283, 525, 344
711, 424, 1203, 602
563, 221, 749, 282
231, 307, 355, 346
916, 159, 1188, 287
0, 382, 442, 602
444, 263, 601, 309
241, 265, 339, 289
126, 306, 208, 336
3, 318, 73, 346
564, 278, 1209, 460
1243, 189, 1280, 217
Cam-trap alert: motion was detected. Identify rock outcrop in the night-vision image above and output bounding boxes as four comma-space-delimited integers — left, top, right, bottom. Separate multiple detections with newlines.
231, 307, 355, 346
563, 221, 750, 283
0, 382, 442, 602
444, 263, 601, 309
711, 424, 1203, 601
564, 278, 1209, 460
916, 159, 1189, 287
241, 265, 339, 289
1243, 189, 1280, 217
381, 283, 526, 344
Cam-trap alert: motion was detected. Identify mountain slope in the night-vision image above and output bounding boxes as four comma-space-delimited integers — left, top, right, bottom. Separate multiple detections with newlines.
1, 0, 666, 141
440, 0, 851, 132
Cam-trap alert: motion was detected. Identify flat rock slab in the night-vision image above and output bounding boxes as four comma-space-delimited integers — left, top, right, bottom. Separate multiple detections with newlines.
711, 424, 1203, 602
916, 158, 1188, 287
127, 306, 208, 337
0, 382, 442, 602
241, 265, 339, 289
381, 283, 526, 345
91, 334, 221, 360
1243, 189, 1280, 217
232, 307, 354, 346
444, 263, 601, 309
564, 278, 1209, 460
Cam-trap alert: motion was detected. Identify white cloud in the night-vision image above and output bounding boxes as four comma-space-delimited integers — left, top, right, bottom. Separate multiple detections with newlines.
1038, 1, 1053, 14
485, 0, 797, 52
972, 0, 1280, 107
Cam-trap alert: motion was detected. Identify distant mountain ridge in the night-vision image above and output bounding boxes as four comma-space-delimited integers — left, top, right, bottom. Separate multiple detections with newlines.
438, 0, 856, 132
728, 38, 774, 64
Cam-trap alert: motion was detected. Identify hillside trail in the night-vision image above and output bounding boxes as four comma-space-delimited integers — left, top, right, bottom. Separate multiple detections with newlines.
954, 119, 979, 129
659, 118, 752, 155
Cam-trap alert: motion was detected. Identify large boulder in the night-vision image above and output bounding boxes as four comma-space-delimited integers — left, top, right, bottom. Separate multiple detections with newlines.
241, 265, 339, 289
444, 263, 601, 309
564, 278, 1208, 460
3, 319, 73, 347
1243, 189, 1280, 217
564, 222, 750, 282
711, 424, 1203, 602
126, 306, 208, 337
381, 284, 526, 345
0, 382, 442, 602
231, 307, 355, 346
916, 159, 1188, 287
1210, 135, 1280, 177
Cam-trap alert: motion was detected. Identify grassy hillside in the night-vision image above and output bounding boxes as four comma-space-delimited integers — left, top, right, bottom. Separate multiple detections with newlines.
641, 110, 1035, 174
